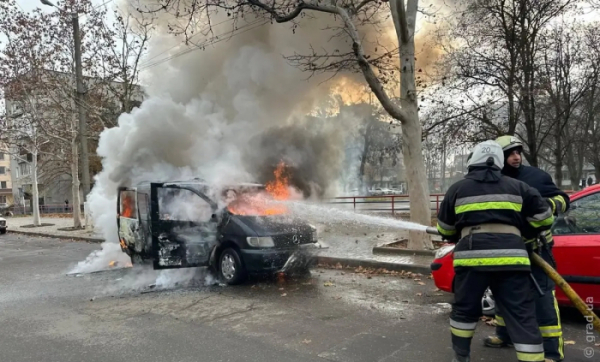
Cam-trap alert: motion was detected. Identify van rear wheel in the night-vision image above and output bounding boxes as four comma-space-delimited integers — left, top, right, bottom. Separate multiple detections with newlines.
219, 248, 246, 285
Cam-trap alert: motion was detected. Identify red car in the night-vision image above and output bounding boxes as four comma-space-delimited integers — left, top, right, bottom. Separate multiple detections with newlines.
431, 184, 600, 311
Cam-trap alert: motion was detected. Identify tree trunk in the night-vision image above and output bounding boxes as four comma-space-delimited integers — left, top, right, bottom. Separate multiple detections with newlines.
31, 150, 41, 226
359, 121, 372, 191
554, 132, 563, 188
441, 140, 447, 191
576, 148, 585, 189
338, 0, 432, 248
388, 0, 433, 249
71, 125, 82, 229
402, 120, 433, 249
566, 145, 583, 190
594, 158, 600, 183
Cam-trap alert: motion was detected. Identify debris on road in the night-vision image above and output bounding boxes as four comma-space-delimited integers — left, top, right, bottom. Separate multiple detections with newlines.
480, 316, 497, 326
317, 264, 428, 281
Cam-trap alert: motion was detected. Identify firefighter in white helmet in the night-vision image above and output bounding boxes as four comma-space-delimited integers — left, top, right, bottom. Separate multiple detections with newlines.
436, 140, 554, 362
483, 135, 569, 362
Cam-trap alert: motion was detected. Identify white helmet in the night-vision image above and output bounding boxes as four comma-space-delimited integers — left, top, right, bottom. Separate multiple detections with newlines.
466, 140, 504, 170
482, 288, 496, 316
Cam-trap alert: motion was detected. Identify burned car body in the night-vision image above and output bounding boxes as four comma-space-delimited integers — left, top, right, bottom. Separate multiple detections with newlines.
117, 180, 321, 284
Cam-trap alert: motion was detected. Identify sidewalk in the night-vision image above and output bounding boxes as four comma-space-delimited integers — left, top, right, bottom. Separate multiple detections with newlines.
5, 216, 103, 242
315, 223, 435, 274
4, 216, 435, 274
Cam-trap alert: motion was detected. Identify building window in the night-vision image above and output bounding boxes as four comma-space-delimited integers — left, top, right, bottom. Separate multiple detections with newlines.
0, 196, 6, 204
0, 166, 5, 175
1, 181, 6, 189
0, 152, 4, 160
19, 163, 29, 176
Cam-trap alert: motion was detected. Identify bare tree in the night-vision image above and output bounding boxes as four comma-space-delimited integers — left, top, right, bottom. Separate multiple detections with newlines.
537, 21, 592, 187
140, 0, 434, 248
93, 6, 152, 126
0, 75, 50, 226
1, 0, 149, 227
438, 0, 576, 166
581, 23, 600, 183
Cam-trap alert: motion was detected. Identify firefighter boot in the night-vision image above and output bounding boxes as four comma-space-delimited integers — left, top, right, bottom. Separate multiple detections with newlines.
452, 353, 470, 362
484, 335, 514, 348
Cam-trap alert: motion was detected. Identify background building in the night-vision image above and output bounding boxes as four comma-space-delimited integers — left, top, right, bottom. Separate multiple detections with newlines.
0, 144, 14, 209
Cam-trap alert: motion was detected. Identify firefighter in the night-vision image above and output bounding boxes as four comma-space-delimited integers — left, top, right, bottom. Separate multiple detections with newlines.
437, 140, 554, 362
484, 135, 569, 362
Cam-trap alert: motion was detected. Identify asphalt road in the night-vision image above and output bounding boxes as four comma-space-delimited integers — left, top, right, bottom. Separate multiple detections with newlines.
0, 234, 597, 362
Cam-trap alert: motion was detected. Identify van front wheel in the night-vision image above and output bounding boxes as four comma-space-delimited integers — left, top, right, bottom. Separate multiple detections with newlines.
219, 248, 246, 285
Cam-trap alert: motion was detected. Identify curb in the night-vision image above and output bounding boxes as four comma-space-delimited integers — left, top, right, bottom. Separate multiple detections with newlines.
7, 229, 104, 243
316, 256, 432, 275
372, 246, 437, 256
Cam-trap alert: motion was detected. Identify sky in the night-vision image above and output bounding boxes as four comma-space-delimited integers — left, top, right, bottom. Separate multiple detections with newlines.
15, 0, 117, 19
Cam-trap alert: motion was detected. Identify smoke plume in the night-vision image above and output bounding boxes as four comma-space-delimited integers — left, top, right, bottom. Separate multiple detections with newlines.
244, 120, 345, 198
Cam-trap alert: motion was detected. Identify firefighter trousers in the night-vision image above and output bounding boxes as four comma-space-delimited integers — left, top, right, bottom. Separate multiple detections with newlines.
495, 246, 564, 361
451, 268, 544, 362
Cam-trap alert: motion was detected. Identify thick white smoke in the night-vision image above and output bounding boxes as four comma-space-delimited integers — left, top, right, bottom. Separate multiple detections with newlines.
68, 7, 360, 281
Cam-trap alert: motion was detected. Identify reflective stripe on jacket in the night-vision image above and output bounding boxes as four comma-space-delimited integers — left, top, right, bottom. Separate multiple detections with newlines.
436, 166, 554, 271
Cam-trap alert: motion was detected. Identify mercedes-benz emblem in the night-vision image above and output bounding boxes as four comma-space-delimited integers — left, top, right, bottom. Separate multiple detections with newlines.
292, 234, 300, 244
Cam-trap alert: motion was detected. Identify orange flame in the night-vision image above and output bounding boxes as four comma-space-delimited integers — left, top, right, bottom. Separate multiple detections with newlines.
120, 194, 135, 218
108, 260, 133, 268
227, 161, 291, 216
265, 161, 291, 200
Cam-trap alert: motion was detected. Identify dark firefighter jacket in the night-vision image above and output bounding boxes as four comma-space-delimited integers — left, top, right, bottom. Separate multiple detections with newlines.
436, 166, 554, 272
502, 165, 570, 216
503, 164, 569, 246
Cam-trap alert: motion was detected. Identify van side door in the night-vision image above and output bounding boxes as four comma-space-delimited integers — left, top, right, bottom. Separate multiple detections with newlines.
150, 184, 219, 269
117, 187, 142, 254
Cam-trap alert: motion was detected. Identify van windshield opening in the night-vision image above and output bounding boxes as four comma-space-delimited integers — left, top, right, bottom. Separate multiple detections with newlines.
223, 187, 288, 216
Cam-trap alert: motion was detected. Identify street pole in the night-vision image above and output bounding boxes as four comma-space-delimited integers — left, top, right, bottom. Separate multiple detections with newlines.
71, 13, 91, 199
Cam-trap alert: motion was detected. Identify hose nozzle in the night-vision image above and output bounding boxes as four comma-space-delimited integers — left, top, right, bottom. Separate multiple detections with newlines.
426, 226, 440, 235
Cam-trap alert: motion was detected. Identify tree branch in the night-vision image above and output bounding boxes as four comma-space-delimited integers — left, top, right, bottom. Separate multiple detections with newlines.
247, 0, 338, 23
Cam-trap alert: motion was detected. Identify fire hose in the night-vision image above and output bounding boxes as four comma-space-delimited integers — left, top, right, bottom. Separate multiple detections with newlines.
425, 226, 600, 333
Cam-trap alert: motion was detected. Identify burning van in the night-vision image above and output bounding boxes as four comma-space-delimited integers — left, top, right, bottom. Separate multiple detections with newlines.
117, 179, 321, 284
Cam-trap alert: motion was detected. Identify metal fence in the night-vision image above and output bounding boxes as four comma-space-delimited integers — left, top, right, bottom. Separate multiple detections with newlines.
327, 194, 446, 214
5, 204, 84, 216
328, 190, 577, 215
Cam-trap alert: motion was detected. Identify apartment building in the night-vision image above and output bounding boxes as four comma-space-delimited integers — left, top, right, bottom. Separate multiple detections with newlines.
0, 145, 14, 208
4, 69, 144, 207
